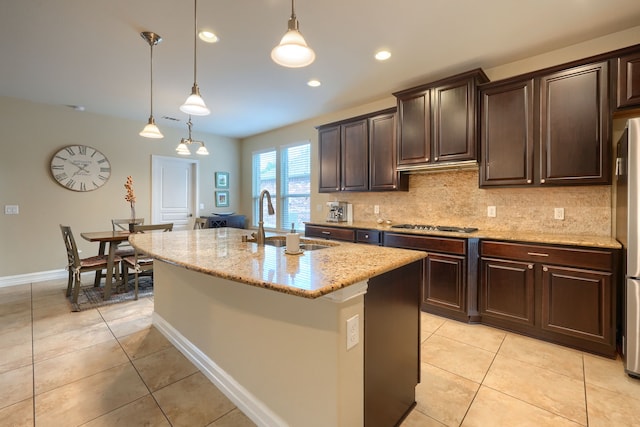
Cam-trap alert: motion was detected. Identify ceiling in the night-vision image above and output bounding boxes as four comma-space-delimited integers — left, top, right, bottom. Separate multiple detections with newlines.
2, 1, 640, 139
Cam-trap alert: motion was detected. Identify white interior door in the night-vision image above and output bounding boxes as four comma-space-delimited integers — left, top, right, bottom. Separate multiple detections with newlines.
152, 155, 198, 230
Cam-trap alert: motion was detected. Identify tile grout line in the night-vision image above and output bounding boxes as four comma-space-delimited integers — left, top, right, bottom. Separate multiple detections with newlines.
30, 282, 36, 426
581, 353, 589, 426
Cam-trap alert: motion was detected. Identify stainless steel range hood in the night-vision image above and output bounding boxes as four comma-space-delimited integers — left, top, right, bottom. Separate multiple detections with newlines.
396, 160, 479, 174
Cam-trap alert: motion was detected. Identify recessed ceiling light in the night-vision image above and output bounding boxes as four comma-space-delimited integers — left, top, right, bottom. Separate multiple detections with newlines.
198, 30, 219, 43
307, 79, 321, 87
375, 50, 391, 61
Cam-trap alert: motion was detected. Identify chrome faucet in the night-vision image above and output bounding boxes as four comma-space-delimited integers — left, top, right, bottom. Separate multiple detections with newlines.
253, 189, 275, 246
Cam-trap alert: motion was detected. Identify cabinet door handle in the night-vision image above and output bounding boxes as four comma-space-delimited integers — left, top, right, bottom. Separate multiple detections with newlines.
540, 179, 546, 184
425, 157, 430, 162
526, 179, 532, 184
434, 157, 439, 161
528, 264, 533, 269
364, 234, 369, 239
322, 231, 331, 235
527, 252, 549, 257
543, 266, 549, 272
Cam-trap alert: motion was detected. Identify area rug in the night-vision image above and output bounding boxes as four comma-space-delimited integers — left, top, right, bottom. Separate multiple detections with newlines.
69, 277, 153, 312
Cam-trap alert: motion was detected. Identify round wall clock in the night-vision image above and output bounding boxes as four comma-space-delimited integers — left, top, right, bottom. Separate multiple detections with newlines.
50, 145, 111, 192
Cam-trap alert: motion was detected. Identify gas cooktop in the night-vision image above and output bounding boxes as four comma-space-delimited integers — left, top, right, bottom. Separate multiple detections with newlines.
391, 224, 478, 233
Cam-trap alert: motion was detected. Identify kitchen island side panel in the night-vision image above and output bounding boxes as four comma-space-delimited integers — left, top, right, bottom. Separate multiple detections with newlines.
152, 260, 364, 427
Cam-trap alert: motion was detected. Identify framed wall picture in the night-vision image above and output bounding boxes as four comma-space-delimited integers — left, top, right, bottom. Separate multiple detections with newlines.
215, 191, 229, 207
215, 172, 229, 188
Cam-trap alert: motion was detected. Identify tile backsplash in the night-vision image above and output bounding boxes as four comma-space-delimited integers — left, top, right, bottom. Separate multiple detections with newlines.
327, 170, 612, 236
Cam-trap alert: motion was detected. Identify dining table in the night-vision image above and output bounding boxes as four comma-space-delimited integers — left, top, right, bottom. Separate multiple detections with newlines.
80, 230, 131, 300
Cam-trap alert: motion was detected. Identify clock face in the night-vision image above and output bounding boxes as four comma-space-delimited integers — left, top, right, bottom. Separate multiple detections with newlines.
50, 145, 111, 192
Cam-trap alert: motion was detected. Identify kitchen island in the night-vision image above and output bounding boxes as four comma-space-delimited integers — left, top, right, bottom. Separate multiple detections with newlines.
129, 227, 426, 427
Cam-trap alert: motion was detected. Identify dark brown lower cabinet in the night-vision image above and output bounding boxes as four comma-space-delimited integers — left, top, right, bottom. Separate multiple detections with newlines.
480, 240, 618, 357
384, 233, 480, 322
365, 260, 422, 427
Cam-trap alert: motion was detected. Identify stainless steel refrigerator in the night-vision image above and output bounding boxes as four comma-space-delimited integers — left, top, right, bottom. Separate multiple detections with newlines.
616, 117, 640, 378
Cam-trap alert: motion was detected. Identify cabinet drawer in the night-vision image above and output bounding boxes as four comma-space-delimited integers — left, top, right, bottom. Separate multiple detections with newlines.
305, 225, 355, 242
480, 241, 613, 271
384, 233, 466, 255
357, 230, 381, 245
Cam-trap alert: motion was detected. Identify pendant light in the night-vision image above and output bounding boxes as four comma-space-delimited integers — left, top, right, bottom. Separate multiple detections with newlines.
139, 32, 164, 138
176, 116, 209, 155
180, 0, 210, 116
271, 0, 315, 68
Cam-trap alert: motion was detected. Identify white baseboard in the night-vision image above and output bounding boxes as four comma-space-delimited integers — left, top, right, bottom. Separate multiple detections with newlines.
152, 313, 288, 427
0, 269, 68, 288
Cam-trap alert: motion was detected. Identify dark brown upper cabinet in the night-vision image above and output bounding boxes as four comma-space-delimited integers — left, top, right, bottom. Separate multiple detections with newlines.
317, 108, 407, 193
393, 69, 488, 171
616, 50, 640, 109
480, 60, 610, 187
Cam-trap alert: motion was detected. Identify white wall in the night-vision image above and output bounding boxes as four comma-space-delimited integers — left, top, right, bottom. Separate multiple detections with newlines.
0, 97, 240, 277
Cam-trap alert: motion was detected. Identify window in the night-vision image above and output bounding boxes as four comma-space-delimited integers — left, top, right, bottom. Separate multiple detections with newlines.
252, 142, 310, 231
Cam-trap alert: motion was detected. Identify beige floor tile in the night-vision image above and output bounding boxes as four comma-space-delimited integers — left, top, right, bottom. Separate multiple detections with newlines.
422, 334, 495, 383
0, 365, 33, 410
98, 298, 153, 323
0, 283, 31, 296
133, 346, 199, 392
32, 306, 104, 340
35, 363, 149, 426
484, 353, 587, 425
462, 386, 582, 427
0, 398, 33, 427
0, 297, 31, 317
105, 304, 154, 338
414, 363, 479, 426
0, 310, 32, 335
118, 326, 173, 360
80, 395, 170, 427
421, 312, 446, 335
153, 372, 236, 427
33, 321, 116, 363
207, 408, 257, 427
400, 409, 446, 426
0, 338, 32, 375
435, 320, 506, 353
31, 298, 73, 321
583, 353, 640, 398
34, 340, 130, 395
586, 383, 640, 426
499, 333, 584, 380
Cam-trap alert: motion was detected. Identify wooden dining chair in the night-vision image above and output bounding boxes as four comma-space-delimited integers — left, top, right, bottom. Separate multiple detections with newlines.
59, 225, 121, 306
194, 217, 208, 229
122, 223, 173, 299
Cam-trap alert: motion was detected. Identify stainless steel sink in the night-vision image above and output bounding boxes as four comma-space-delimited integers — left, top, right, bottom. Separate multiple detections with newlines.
299, 243, 331, 251
245, 236, 333, 251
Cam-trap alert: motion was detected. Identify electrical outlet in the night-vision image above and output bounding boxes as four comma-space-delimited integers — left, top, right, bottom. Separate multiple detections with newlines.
4, 205, 19, 215
487, 206, 496, 217
346, 314, 359, 350
554, 207, 565, 220
374, 205, 380, 215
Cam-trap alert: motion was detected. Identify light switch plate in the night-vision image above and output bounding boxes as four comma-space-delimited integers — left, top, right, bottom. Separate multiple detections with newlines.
487, 206, 496, 217
554, 207, 565, 220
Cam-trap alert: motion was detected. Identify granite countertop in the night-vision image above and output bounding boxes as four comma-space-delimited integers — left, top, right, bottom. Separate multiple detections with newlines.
129, 228, 426, 299
306, 221, 622, 249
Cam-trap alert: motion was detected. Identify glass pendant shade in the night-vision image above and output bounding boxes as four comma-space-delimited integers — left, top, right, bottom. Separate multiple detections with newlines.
272, 0, 315, 68
271, 29, 315, 68
196, 144, 209, 155
180, 84, 210, 115
176, 141, 191, 155
139, 117, 164, 138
